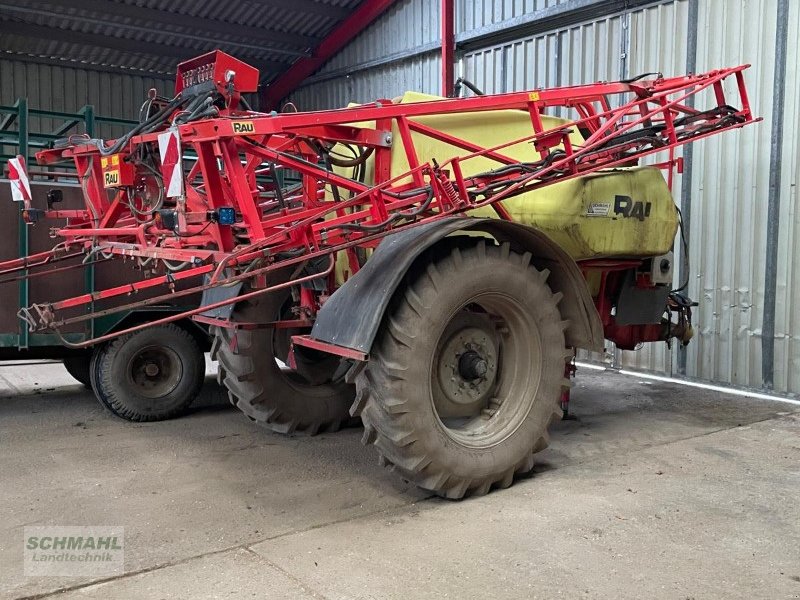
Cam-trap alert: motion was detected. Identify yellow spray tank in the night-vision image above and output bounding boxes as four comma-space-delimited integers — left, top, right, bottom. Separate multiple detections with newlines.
337, 92, 678, 261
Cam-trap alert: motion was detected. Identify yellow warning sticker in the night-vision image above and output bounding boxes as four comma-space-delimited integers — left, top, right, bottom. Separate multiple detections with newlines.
232, 121, 256, 135
111, 154, 120, 166
528, 91, 540, 102
101, 157, 109, 168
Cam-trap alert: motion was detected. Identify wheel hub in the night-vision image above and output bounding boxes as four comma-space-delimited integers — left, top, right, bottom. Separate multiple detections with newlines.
458, 350, 488, 380
144, 363, 160, 377
127, 345, 183, 399
434, 311, 499, 418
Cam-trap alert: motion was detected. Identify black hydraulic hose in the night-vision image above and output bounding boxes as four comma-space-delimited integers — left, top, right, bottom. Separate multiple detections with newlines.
185, 105, 219, 123
120, 93, 186, 139
173, 96, 215, 126
672, 206, 690, 293
138, 98, 153, 124
398, 187, 435, 218
321, 152, 343, 204
338, 212, 404, 233
382, 186, 430, 199
93, 92, 188, 156
470, 149, 566, 181
269, 163, 286, 209
337, 187, 435, 233
453, 77, 485, 97
621, 71, 663, 84
312, 139, 374, 169
327, 145, 374, 168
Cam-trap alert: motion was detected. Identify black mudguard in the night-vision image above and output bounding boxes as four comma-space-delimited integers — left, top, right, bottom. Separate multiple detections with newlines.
311, 217, 604, 356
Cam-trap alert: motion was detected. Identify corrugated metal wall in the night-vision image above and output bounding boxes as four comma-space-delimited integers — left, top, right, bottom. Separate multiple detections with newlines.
290, 0, 572, 108
292, 0, 442, 109
782, 0, 800, 394
682, 0, 776, 389
295, 0, 797, 395
291, 54, 442, 109
0, 59, 173, 139
457, 0, 568, 31
461, 14, 623, 94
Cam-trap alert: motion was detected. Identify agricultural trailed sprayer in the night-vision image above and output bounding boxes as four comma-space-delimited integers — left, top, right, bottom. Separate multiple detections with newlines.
4, 51, 757, 497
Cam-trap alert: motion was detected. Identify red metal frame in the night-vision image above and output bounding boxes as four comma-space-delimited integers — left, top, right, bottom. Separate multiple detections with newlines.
292, 335, 369, 362
2, 53, 758, 354
441, 0, 455, 97
261, 0, 400, 109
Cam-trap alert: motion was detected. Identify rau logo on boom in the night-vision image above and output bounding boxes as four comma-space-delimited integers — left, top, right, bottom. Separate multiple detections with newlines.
232, 120, 255, 134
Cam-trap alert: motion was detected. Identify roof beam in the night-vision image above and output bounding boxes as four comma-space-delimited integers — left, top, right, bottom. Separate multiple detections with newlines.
247, 0, 350, 19
26, 0, 319, 50
262, 0, 399, 108
0, 20, 289, 76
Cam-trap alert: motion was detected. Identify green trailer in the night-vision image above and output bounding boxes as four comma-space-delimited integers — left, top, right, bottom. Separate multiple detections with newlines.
0, 100, 208, 421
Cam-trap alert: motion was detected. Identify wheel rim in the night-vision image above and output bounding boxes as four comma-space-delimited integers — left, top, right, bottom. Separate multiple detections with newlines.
430, 293, 542, 448
126, 345, 183, 399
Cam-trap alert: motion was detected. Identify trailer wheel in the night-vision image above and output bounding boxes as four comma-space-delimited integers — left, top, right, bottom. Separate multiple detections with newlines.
354, 241, 570, 499
212, 293, 354, 435
63, 355, 92, 388
90, 324, 205, 421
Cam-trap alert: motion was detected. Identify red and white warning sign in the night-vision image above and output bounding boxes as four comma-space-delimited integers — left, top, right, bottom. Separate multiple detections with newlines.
8, 155, 32, 204
158, 129, 183, 198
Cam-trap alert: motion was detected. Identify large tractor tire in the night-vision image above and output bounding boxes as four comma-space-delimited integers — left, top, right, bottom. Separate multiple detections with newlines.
90, 324, 205, 421
212, 292, 354, 435
353, 241, 571, 499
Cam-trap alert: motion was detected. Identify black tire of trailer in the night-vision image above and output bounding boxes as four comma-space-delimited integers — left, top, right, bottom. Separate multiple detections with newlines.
353, 240, 571, 499
63, 354, 92, 388
90, 323, 205, 422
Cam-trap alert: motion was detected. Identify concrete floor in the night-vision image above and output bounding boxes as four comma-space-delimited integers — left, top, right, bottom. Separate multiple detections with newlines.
1, 360, 799, 600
